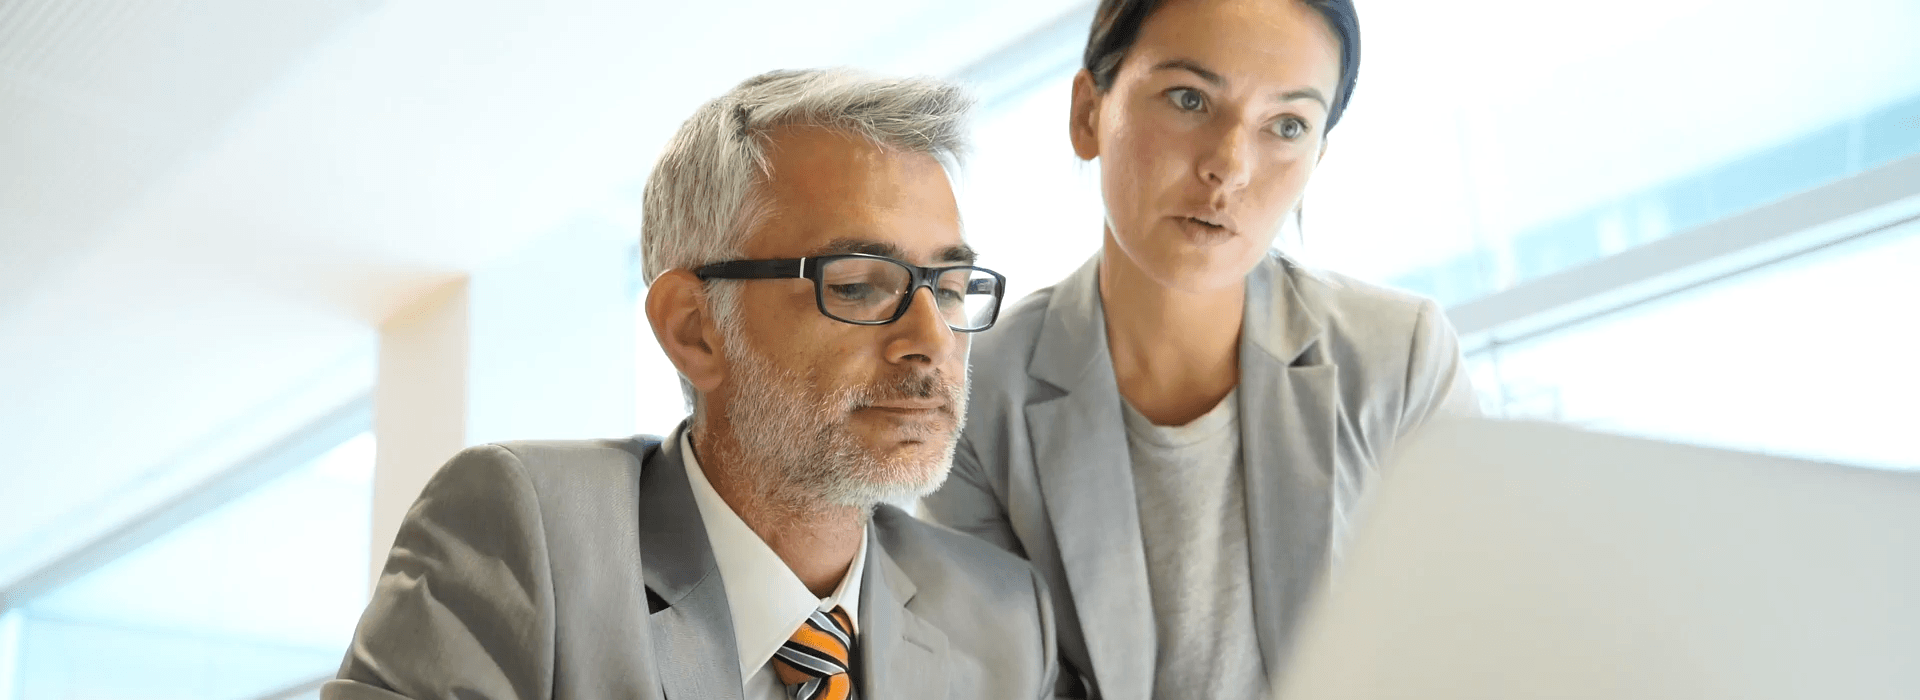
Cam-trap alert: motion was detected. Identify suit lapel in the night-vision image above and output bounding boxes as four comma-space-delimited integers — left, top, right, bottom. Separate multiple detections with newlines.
1238, 255, 1339, 681
1028, 255, 1157, 700
859, 529, 950, 698
638, 426, 745, 700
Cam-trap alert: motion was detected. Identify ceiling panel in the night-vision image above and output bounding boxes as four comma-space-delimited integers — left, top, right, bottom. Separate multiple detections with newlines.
0, 0, 381, 321
0, 0, 1089, 590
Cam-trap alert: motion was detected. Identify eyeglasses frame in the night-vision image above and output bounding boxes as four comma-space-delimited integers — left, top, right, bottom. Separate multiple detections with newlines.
692, 253, 1007, 332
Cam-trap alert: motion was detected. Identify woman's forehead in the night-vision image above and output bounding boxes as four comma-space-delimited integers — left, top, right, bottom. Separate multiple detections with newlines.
1126, 0, 1342, 98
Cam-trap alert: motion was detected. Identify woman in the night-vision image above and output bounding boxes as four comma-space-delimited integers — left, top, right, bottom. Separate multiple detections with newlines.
923, 1, 1476, 698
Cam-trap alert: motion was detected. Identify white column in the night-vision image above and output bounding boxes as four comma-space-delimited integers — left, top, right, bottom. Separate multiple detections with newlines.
371, 279, 470, 582
0, 609, 23, 700
370, 218, 638, 582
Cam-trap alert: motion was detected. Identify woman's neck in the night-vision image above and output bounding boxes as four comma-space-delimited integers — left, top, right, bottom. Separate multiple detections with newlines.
1098, 234, 1246, 426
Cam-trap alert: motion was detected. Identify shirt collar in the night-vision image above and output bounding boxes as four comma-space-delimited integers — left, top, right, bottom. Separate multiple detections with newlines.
681, 434, 867, 684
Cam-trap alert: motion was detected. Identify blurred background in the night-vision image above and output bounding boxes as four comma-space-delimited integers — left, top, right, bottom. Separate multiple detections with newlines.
0, 0, 1915, 697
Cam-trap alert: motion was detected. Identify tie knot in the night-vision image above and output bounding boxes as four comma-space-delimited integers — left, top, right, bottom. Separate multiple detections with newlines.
772, 606, 856, 699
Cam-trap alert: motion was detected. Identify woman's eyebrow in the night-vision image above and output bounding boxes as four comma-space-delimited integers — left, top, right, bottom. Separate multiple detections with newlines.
1152, 58, 1225, 87
1152, 58, 1327, 109
1279, 87, 1328, 109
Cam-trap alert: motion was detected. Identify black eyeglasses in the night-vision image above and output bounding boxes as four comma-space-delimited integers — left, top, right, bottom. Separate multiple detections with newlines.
694, 253, 1007, 332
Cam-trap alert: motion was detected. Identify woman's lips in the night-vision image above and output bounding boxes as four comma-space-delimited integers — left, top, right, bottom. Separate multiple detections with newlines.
1174, 215, 1236, 245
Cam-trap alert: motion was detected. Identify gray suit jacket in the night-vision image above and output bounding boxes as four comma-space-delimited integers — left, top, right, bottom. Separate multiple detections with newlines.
922, 252, 1475, 699
326, 426, 1057, 700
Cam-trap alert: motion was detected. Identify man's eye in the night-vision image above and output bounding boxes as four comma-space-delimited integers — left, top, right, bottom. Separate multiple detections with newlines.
1272, 116, 1310, 139
1167, 88, 1205, 112
934, 287, 965, 308
828, 283, 877, 301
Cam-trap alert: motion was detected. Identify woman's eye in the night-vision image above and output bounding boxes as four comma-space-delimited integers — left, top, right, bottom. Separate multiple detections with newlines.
1166, 88, 1205, 112
1272, 116, 1310, 140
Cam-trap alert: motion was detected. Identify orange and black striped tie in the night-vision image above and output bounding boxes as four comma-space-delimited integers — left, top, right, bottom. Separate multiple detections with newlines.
772, 606, 857, 700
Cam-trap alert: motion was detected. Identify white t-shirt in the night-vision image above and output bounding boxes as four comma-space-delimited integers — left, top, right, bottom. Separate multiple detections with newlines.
1123, 388, 1269, 699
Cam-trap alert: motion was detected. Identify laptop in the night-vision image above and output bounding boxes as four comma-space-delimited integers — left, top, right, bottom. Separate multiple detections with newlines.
1277, 418, 1920, 700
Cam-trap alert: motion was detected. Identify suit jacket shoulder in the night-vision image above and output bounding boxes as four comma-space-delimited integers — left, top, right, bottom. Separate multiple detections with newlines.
875, 504, 1050, 606
969, 280, 1059, 403
486, 437, 658, 526
1276, 258, 1478, 429
326, 438, 663, 700
871, 505, 1058, 698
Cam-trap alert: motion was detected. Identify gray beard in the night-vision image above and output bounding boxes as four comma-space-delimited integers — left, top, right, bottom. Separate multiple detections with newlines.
717, 338, 967, 513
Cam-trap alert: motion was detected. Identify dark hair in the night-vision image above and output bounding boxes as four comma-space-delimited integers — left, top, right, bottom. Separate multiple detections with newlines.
1083, 0, 1361, 131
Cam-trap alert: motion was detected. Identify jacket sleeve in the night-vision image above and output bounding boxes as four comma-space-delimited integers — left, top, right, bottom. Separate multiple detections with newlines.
323, 445, 555, 700
921, 431, 1026, 558
1399, 298, 1481, 437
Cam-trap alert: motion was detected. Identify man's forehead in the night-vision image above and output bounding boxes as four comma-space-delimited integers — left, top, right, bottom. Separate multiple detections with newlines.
744, 125, 966, 263
803, 237, 977, 264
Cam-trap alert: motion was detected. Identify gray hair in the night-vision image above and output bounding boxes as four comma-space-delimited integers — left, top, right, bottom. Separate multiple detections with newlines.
640, 67, 975, 412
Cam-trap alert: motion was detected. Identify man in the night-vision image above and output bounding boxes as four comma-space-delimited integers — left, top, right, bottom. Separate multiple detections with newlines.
325, 68, 1057, 700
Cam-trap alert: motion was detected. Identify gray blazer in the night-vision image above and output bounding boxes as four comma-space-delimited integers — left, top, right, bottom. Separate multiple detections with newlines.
922, 251, 1475, 699
326, 426, 1058, 700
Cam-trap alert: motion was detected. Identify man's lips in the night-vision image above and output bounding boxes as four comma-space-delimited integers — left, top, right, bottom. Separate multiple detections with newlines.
863, 398, 948, 412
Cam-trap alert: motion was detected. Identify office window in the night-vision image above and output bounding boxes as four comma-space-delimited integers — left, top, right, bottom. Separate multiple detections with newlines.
1473, 219, 1920, 470
956, 72, 1105, 305
6, 433, 373, 700
1343, 0, 1920, 304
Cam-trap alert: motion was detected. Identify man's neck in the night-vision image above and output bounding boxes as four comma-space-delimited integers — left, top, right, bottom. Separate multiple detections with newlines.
690, 425, 867, 598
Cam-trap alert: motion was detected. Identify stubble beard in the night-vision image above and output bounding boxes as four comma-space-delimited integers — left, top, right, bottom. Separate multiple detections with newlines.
715, 338, 968, 516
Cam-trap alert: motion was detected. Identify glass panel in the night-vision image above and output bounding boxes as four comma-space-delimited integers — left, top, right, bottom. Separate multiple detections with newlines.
11, 433, 374, 700
955, 72, 1105, 306
1476, 219, 1920, 470
1358, 0, 1920, 302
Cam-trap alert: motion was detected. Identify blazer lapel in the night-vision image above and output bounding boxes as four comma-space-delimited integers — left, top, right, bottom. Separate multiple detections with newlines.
1027, 255, 1157, 700
1238, 254, 1339, 682
638, 426, 745, 700
859, 531, 950, 697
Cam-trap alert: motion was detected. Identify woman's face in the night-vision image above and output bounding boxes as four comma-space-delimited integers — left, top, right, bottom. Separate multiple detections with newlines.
1073, 0, 1342, 294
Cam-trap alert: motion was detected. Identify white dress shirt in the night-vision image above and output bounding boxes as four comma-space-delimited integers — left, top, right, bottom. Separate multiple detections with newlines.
682, 436, 867, 700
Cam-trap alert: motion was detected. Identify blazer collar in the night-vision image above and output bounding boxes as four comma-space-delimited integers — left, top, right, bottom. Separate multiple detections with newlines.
638, 424, 721, 607
640, 424, 746, 700
859, 528, 950, 697
1239, 253, 1341, 679
1030, 251, 1327, 392
1025, 252, 1155, 698
640, 426, 951, 699
1243, 252, 1328, 367
1028, 254, 1105, 393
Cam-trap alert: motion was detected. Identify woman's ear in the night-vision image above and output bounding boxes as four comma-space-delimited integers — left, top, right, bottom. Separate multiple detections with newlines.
1069, 69, 1103, 161
645, 270, 727, 396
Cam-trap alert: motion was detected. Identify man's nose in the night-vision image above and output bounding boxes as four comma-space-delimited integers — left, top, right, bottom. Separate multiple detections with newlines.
886, 286, 957, 365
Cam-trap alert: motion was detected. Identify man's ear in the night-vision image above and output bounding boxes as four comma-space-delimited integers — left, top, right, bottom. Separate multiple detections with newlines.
1069, 69, 1103, 161
645, 270, 727, 396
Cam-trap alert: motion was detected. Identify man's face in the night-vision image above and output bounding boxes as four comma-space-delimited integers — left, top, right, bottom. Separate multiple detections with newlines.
711, 125, 972, 509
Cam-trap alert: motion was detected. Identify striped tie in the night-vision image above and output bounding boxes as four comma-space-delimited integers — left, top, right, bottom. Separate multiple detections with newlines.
772, 606, 857, 700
